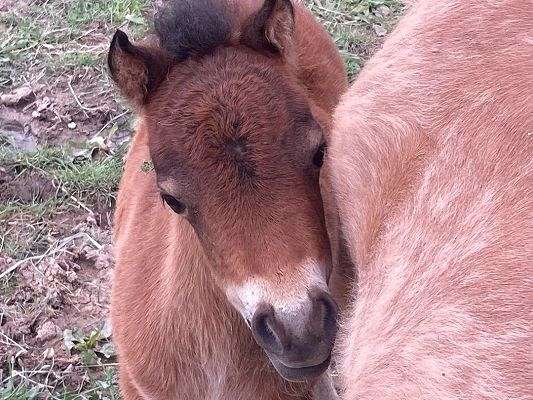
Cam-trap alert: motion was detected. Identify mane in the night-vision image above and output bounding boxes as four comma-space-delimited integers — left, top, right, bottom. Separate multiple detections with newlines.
154, 0, 234, 61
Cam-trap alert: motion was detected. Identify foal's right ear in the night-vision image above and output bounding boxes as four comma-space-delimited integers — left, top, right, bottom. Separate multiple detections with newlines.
242, 0, 295, 56
108, 30, 172, 107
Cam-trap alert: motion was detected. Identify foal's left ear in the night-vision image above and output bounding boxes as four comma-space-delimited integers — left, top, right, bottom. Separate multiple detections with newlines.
242, 0, 295, 56
108, 30, 173, 107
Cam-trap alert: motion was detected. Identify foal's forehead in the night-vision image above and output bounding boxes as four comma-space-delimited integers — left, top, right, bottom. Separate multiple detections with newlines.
146, 50, 321, 195
152, 50, 310, 125
149, 57, 315, 155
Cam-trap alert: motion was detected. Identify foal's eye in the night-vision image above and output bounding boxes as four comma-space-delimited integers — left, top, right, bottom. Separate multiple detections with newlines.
161, 194, 186, 214
312, 143, 326, 168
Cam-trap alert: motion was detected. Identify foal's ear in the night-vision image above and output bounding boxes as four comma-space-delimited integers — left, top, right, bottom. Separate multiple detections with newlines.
108, 30, 172, 107
242, 0, 295, 56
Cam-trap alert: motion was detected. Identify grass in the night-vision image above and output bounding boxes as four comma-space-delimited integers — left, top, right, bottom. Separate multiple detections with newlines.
52, 53, 100, 70
65, 0, 148, 27
0, 0, 405, 398
0, 146, 124, 209
2, 325, 120, 400
2, 374, 119, 400
0, 146, 125, 259
307, 0, 404, 78
1, 1, 142, 397
0, 0, 149, 88
0, 0, 404, 87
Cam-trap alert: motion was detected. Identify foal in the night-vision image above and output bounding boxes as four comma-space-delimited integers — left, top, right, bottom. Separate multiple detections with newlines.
109, 0, 347, 398
325, 0, 532, 398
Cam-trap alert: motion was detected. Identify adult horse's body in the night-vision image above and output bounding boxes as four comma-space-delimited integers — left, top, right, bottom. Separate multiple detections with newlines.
325, 0, 532, 398
109, 0, 347, 399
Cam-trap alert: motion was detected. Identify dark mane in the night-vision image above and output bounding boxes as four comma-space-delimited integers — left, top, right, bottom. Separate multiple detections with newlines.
154, 0, 234, 61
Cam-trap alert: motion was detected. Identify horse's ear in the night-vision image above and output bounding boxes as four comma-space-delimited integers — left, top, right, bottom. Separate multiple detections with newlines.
108, 30, 172, 107
242, 0, 295, 56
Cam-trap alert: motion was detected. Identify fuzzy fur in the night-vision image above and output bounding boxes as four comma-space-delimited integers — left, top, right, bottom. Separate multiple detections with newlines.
111, 1, 348, 399
324, 0, 533, 399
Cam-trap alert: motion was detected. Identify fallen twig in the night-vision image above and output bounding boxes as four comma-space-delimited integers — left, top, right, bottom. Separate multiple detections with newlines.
91, 110, 129, 140
67, 77, 102, 116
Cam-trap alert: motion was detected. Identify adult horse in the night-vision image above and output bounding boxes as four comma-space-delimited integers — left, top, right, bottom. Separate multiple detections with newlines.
324, 0, 532, 398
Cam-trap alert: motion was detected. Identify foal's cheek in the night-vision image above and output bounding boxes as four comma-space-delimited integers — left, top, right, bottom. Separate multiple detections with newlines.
195, 241, 240, 285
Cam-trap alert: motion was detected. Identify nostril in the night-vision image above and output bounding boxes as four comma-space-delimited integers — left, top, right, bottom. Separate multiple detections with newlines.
310, 289, 339, 339
251, 304, 288, 355
254, 311, 276, 346
319, 295, 338, 334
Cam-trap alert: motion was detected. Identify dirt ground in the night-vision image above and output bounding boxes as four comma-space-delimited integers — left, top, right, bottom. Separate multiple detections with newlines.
0, 1, 404, 398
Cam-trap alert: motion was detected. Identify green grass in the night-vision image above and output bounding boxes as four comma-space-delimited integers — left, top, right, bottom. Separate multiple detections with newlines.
1, 305, 120, 399
53, 52, 100, 69
0, 146, 124, 211
306, 0, 404, 79
1, 0, 146, 397
2, 372, 120, 399
0, 0, 149, 88
66, 0, 148, 27
0, 146, 125, 259
1, 362, 120, 400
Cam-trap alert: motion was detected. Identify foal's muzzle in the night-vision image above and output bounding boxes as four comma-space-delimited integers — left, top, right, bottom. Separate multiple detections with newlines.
250, 288, 338, 382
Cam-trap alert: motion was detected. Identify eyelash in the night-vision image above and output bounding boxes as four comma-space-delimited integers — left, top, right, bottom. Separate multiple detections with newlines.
161, 194, 187, 214
313, 143, 326, 168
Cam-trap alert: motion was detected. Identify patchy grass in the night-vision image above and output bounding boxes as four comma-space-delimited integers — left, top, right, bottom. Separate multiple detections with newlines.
0, 146, 124, 210
306, 0, 404, 79
0, 0, 148, 150
0, 0, 149, 86
0, 146, 125, 259
66, 0, 148, 27
2, 324, 120, 400
8, 148, 123, 204
51, 53, 100, 71
1, 0, 142, 397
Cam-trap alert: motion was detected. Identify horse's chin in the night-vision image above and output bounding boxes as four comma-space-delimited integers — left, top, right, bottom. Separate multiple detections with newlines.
269, 355, 332, 382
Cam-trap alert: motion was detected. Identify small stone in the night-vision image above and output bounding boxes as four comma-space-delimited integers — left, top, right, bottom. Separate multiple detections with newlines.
36, 321, 60, 342
0, 86, 34, 106
43, 347, 55, 359
67, 122, 77, 129
377, 5, 391, 17
36, 96, 51, 112
373, 24, 387, 37
89, 135, 109, 154
86, 214, 97, 226
31, 111, 41, 119
65, 270, 78, 283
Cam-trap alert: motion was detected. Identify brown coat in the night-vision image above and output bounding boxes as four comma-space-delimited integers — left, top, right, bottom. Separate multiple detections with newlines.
109, 0, 347, 398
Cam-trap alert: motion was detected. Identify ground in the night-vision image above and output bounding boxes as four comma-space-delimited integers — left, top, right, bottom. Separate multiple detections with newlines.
0, 1, 403, 398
